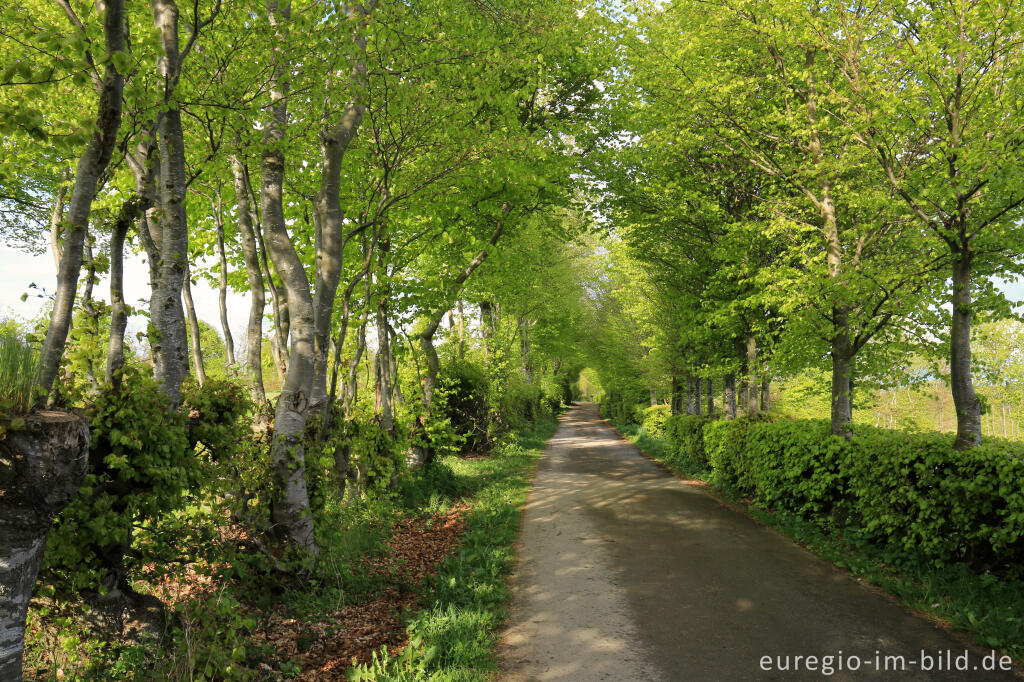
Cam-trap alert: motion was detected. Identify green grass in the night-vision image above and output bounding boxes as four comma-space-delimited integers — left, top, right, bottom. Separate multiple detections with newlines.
0, 330, 39, 414
348, 416, 558, 681
617, 419, 1024, 662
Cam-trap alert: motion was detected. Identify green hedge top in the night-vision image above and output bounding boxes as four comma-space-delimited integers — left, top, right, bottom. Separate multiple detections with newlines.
700, 418, 1024, 574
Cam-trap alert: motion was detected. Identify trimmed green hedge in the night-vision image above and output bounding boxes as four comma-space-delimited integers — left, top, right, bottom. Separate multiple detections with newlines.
665, 414, 709, 473
701, 418, 1024, 574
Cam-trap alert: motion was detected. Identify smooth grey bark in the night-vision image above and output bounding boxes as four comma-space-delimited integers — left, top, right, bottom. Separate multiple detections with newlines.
480, 300, 494, 359
760, 378, 771, 414
519, 316, 532, 382
950, 255, 981, 449
830, 309, 853, 435
212, 183, 235, 366
746, 335, 759, 419
693, 376, 702, 417
105, 194, 145, 386
310, 2, 375, 407
263, 246, 290, 381
0, 413, 89, 682
685, 372, 697, 415
48, 170, 69, 270
723, 373, 737, 420
649, 388, 658, 407
230, 154, 266, 403
147, 0, 197, 406
182, 266, 206, 386
261, 0, 317, 556
706, 377, 713, 417
37, 0, 126, 395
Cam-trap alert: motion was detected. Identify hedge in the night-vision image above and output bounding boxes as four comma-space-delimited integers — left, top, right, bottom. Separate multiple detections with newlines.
700, 418, 1024, 573
664, 414, 709, 473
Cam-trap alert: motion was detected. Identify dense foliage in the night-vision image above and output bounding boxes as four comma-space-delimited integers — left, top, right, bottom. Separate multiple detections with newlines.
2, 0, 1024, 676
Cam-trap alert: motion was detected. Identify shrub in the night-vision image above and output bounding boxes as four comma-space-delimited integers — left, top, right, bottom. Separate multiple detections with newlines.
43, 368, 195, 594
664, 414, 709, 472
640, 404, 671, 438
742, 420, 847, 519
703, 416, 1024, 574
842, 427, 1024, 569
599, 388, 647, 427
702, 418, 750, 492
438, 359, 490, 454
500, 378, 543, 431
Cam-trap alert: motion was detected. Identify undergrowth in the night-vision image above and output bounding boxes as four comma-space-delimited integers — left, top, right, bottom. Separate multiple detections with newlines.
348, 416, 557, 680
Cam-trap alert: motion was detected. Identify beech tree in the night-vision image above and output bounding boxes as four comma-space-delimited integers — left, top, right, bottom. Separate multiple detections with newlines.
808, 0, 1024, 447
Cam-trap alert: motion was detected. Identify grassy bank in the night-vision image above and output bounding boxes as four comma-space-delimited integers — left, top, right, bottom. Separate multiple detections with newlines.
348, 416, 557, 680
611, 420, 1024, 662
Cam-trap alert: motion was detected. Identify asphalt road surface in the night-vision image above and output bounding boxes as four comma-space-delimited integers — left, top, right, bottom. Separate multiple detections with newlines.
498, 403, 1021, 681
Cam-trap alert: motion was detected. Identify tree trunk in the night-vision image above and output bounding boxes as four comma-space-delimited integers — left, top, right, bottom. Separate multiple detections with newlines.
830, 307, 853, 435
706, 376, 713, 416
48, 169, 69, 270
415, 210, 507, 467
105, 195, 145, 386
81, 240, 100, 392
230, 153, 266, 403
685, 372, 696, 415
723, 373, 737, 420
310, 3, 374, 408
182, 267, 206, 386
327, 227, 378, 429
951, 254, 982, 449
670, 375, 683, 415
0, 413, 89, 682
746, 335, 759, 418
389, 324, 403, 406
148, 0, 192, 406
374, 284, 394, 435
480, 300, 494, 360
258, 222, 289, 380
344, 310, 368, 418
519, 316, 532, 381
36, 0, 126, 395
457, 300, 465, 359
213, 184, 235, 366
260, 0, 317, 556
760, 378, 771, 414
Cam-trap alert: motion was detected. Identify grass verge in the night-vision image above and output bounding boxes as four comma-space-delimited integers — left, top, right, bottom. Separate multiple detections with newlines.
610, 417, 1024, 663
347, 416, 557, 681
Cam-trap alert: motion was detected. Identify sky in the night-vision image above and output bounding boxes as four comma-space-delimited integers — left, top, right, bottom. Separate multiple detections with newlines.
2, 243, 1023, 345
0, 243, 252, 341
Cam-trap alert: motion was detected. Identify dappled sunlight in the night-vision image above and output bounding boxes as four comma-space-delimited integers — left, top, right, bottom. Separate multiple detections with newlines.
499, 404, 1018, 681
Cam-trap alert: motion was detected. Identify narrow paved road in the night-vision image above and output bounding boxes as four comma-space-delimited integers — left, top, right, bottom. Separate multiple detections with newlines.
499, 404, 1021, 681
